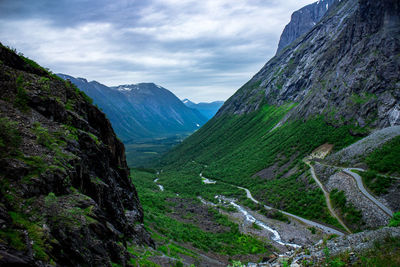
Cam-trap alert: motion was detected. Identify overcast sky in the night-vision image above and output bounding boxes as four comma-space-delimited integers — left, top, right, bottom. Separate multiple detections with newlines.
0, 0, 315, 102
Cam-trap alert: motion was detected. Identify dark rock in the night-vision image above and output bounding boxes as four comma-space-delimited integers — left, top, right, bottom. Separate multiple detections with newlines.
0, 43, 152, 266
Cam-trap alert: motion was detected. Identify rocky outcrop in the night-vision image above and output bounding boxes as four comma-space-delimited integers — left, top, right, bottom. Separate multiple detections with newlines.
0, 44, 152, 266
218, 0, 400, 131
291, 227, 400, 265
276, 0, 338, 54
326, 126, 400, 166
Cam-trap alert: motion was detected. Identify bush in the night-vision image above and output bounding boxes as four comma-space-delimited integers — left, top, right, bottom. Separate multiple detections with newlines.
330, 189, 363, 226
389, 212, 400, 227
0, 118, 21, 157
14, 75, 30, 112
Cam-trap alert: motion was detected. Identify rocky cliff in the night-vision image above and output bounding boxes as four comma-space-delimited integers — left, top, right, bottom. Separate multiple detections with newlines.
276, 0, 338, 54
0, 44, 152, 266
219, 0, 400, 131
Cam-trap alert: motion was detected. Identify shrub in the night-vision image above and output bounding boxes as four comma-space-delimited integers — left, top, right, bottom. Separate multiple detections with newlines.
0, 117, 21, 157
389, 212, 400, 227
14, 75, 30, 112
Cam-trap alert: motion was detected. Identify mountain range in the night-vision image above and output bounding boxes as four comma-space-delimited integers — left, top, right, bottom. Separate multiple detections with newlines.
57, 74, 207, 143
182, 98, 224, 119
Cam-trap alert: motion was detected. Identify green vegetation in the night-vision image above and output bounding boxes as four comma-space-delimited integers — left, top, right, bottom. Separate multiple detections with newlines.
350, 92, 376, 105
14, 75, 30, 112
88, 132, 101, 146
330, 189, 363, 228
358, 135, 400, 195
131, 169, 270, 256
8, 211, 50, 261
125, 134, 190, 167
33, 121, 56, 149
359, 170, 393, 195
160, 104, 360, 226
65, 99, 75, 111
323, 235, 400, 267
21, 54, 50, 75
365, 135, 400, 175
38, 77, 51, 92
62, 124, 79, 141
389, 212, 400, 227
0, 117, 21, 157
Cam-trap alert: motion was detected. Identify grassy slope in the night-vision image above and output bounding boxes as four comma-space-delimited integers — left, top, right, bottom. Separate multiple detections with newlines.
358, 135, 400, 195
160, 104, 361, 226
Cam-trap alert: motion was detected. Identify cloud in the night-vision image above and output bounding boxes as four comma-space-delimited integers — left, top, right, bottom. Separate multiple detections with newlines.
0, 0, 315, 102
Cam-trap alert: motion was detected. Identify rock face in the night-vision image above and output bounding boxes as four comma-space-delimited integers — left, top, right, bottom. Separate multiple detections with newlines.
218, 0, 400, 131
58, 74, 207, 143
325, 126, 400, 166
0, 44, 152, 266
276, 0, 338, 54
293, 227, 400, 265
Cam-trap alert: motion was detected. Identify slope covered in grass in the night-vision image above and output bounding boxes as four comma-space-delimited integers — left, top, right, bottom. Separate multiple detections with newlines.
160, 104, 360, 226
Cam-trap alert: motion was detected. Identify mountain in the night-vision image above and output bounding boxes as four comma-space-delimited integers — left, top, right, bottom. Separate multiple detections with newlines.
0, 43, 151, 266
161, 0, 400, 235
218, 0, 400, 128
276, 0, 338, 53
182, 98, 224, 119
57, 74, 207, 143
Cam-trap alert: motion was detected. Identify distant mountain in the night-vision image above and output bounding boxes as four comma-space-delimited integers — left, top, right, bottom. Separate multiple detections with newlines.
57, 74, 207, 142
182, 98, 224, 119
276, 0, 338, 54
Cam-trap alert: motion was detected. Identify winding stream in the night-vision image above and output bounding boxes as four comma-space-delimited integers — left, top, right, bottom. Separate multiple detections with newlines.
202, 195, 301, 249
154, 178, 164, 191
228, 200, 301, 248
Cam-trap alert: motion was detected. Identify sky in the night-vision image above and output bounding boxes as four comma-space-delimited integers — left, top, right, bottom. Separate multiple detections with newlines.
0, 0, 315, 102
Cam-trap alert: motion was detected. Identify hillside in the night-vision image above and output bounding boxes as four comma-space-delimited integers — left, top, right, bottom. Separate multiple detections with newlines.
182, 98, 224, 119
57, 74, 207, 143
0, 44, 151, 266
160, 0, 400, 233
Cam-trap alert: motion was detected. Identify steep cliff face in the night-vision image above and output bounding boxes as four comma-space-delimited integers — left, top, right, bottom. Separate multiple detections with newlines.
0, 44, 152, 266
219, 0, 400, 130
276, 0, 338, 54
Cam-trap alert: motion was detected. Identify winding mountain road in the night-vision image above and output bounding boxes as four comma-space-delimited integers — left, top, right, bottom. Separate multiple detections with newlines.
304, 160, 352, 233
343, 168, 393, 216
314, 162, 394, 217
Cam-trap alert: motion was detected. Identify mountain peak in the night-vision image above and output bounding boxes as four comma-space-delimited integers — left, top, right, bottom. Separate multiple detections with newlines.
182, 98, 195, 105
112, 82, 165, 92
